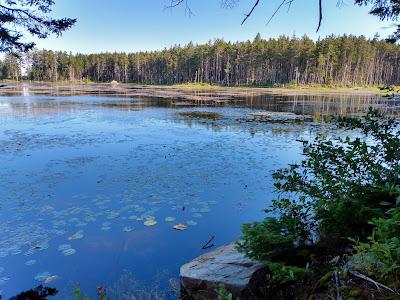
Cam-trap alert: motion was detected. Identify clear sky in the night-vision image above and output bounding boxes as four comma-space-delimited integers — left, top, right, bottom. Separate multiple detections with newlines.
31, 0, 396, 53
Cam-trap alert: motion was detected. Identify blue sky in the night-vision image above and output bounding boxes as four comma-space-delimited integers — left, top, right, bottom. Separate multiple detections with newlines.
31, 0, 396, 53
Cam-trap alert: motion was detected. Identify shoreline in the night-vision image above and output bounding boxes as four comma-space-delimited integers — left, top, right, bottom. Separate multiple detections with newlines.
0, 81, 386, 103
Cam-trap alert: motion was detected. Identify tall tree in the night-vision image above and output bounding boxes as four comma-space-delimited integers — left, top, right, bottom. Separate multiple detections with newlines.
0, 0, 76, 53
17, 34, 400, 86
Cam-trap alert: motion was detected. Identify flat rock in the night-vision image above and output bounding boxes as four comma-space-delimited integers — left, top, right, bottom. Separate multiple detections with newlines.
180, 243, 268, 300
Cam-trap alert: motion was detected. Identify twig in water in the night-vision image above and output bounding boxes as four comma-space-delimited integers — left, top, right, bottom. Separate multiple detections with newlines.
201, 235, 215, 249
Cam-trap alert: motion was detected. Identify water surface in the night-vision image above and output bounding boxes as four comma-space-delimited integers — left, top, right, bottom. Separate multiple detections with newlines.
0, 92, 397, 298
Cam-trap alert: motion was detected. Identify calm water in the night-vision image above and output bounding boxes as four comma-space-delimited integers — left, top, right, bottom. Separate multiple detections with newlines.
0, 92, 397, 299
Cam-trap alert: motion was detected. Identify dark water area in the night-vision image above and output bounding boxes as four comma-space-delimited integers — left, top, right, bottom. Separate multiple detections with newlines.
0, 92, 398, 299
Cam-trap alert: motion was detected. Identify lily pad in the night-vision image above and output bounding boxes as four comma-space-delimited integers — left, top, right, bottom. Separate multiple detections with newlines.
25, 260, 36, 266
165, 217, 176, 222
143, 219, 157, 226
0, 276, 10, 286
62, 248, 76, 256
68, 230, 84, 240
58, 244, 72, 251
173, 224, 188, 231
123, 226, 134, 232
34, 272, 52, 282
187, 220, 198, 226
192, 213, 203, 219
44, 275, 59, 284
199, 207, 210, 213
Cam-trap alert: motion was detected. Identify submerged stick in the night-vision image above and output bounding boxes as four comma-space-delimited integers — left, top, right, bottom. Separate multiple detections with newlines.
201, 235, 215, 249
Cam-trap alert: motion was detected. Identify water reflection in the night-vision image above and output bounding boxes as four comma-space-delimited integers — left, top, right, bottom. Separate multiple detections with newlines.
242, 93, 400, 118
0, 93, 397, 299
0, 92, 398, 119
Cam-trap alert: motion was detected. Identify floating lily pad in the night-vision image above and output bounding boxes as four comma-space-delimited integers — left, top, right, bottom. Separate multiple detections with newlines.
173, 224, 188, 231
53, 229, 66, 236
199, 207, 210, 213
165, 217, 176, 222
25, 260, 36, 266
34, 272, 52, 282
123, 226, 134, 232
107, 211, 120, 219
44, 275, 59, 284
101, 226, 111, 231
10, 248, 22, 255
144, 219, 157, 226
187, 220, 198, 226
62, 248, 76, 256
192, 213, 203, 219
58, 244, 72, 251
0, 276, 10, 286
68, 230, 84, 240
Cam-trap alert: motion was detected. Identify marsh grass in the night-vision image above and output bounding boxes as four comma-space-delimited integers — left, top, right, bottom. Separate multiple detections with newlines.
172, 82, 218, 90
178, 111, 222, 120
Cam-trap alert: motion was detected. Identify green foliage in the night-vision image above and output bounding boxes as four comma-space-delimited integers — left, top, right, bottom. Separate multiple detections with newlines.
351, 207, 400, 288
272, 108, 400, 240
4, 35, 400, 86
265, 261, 313, 286
217, 287, 233, 300
0, 0, 75, 53
173, 82, 218, 89
8, 285, 58, 300
72, 288, 92, 300
238, 108, 400, 289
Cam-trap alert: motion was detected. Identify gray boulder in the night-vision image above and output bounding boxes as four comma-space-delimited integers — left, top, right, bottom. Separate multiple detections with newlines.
180, 243, 268, 300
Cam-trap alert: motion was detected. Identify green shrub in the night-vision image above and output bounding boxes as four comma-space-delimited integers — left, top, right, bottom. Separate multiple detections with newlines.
351, 207, 400, 289
238, 108, 400, 289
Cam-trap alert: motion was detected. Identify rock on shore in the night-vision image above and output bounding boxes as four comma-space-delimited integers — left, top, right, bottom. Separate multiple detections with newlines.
180, 243, 268, 300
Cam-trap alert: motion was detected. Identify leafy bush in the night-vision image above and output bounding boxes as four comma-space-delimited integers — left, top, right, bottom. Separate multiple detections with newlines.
238, 108, 400, 289
351, 206, 400, 289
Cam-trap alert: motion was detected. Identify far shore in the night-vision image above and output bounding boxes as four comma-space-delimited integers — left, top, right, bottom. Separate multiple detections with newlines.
0, 81, 392, 104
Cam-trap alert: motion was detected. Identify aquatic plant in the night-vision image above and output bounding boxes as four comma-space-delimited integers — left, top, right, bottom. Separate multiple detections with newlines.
178, 111, 222, 120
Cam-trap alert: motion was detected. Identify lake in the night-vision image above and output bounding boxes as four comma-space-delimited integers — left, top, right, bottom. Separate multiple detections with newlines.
0, 91, 398, 299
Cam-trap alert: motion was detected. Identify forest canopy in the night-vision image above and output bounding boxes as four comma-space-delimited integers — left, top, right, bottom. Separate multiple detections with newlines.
2, 34, 399, 87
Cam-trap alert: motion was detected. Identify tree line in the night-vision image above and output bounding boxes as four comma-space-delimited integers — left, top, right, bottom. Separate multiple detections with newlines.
1, 34, 400, 86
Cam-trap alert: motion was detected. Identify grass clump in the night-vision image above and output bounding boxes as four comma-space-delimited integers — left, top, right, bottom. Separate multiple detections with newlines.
172, 82, 218, 89
178, 111, 222, 120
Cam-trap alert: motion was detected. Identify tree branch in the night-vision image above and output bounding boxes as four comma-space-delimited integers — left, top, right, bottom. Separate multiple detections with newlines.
241, 0, 260, 25
316, 0, 323, 32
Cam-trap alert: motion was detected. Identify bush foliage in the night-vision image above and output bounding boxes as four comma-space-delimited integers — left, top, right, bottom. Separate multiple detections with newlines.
238, 108, 400, 292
